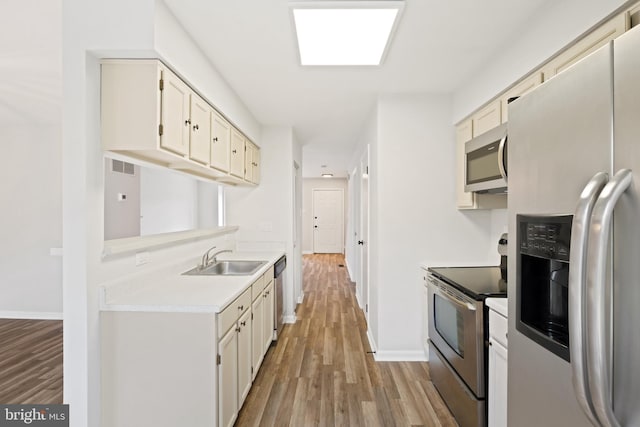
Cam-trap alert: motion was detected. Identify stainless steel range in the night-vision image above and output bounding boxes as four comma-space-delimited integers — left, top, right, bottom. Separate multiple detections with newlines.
426, 266, 507, 427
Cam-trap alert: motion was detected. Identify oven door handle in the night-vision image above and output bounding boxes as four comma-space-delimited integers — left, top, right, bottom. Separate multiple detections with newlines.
585, 169, 631, 427
428, 278, 476, 311
568, 171, 608, 427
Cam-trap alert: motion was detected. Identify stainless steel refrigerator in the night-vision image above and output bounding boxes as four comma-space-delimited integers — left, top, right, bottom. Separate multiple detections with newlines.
507, 25, 640, 427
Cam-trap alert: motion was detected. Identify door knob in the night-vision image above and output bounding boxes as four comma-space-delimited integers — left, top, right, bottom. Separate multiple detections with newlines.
358, 240, 364, 245
314, 225, 318, 229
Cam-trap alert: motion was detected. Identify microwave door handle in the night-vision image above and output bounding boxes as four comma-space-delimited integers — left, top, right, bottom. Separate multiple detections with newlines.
568, 172, 608, 426
586, 169, 632, 427
498, 135, 507, 182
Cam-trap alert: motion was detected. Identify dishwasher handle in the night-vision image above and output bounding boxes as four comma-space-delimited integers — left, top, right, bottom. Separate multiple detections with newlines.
274, 255, 287, 278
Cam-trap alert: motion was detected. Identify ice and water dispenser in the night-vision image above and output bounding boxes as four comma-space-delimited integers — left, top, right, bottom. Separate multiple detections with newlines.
516, 214, 573, 361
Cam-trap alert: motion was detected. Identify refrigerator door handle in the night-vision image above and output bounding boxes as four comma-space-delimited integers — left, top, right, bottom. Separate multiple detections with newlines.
586, 168, 632, 427
569, 172, 609, 426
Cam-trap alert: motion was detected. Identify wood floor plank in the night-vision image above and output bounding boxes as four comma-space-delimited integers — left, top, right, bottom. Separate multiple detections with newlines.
0, 319, 63, 404
235, 254, 457, 426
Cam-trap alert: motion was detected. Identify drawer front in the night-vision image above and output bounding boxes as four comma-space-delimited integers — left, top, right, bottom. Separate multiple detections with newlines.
265, 265, 275, 282
218, 287, 252, 336
489, 309, 508, 348
251, 274, 265, 302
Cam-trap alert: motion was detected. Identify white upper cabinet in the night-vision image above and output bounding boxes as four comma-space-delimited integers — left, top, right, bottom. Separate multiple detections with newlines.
501, 72, 543, 123
211, 110, 231, 173
160, 68, 191, 156
188, 92, 211, 164
101, 59, 259, 186
230, 128, 246, 178
471, 100, 501, 137
455, 119, 476, 209
542, 13, 628, 81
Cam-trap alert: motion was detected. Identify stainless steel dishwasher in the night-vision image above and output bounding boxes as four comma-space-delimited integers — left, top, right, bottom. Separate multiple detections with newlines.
274, 255, 286, 340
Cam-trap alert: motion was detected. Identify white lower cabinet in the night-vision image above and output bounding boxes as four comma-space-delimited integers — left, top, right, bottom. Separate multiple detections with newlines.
217, 268, 275, 426
237, 308, 252, 407
263, 280, 275, 353
218, 325, 239, 427
487, 301, 509, 427
421, 269, 429, 356
251, 289, 265, 378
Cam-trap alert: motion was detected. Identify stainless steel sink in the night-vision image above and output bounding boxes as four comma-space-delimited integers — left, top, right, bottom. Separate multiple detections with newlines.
182, 260, 267, 276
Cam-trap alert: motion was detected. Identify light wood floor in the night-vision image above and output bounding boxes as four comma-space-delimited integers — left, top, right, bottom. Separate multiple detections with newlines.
236, 254, 457, 427
0, 319, 63, 404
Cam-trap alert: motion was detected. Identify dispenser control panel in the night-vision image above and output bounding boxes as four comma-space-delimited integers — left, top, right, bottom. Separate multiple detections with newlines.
517, 214, 572, 261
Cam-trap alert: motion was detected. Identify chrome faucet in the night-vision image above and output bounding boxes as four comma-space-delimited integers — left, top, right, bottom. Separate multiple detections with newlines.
200, 246, 232, 269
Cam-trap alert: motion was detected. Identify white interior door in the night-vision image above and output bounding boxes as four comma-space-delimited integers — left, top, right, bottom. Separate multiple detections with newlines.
360, 148, 370, 325
312, 189, 344, 254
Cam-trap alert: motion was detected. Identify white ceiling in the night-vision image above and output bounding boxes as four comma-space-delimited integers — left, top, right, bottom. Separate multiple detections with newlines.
163, 0, 551, 178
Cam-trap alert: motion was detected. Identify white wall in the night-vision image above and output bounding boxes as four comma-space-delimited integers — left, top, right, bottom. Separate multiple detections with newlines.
226, 126, 303, 320
0, 1, 62, 319
301, 178, 348, 254
140, 167, 198, 235
62, 1, 262, 425
349, 95, 497, 359
452, 0, 628, 122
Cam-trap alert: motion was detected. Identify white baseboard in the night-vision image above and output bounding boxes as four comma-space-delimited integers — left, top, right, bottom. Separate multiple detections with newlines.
296, 293, 304, 304
366, 329, 377, 353
373, 350, 428, 362
302, 251, 313, 255
0, 311, 63, 320
284, 314, 297, 324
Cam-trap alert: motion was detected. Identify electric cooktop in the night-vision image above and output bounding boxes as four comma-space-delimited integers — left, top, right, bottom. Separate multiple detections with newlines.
427, 266, 507, 300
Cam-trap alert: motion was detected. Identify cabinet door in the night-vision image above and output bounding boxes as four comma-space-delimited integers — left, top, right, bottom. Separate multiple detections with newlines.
472, 99, 501, 137
488, 339, 508, 427
188, 93, 211, 164
251, 295, 264, 380
244, 142, 254, 183
455, 120, 476, 209
542, 13, 627, 81
230, 128, 245, 178
237, 309, 252, 407
218, 326, 238, 427
422, 274, 429, 355
251, 147, 261, 184
263, 281, 275, 354
500, 72, 542, 123
160, 68, 190, 156
211, 110, 231, 172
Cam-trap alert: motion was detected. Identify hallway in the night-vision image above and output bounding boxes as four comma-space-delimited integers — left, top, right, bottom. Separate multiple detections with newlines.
236, 254, 456, 426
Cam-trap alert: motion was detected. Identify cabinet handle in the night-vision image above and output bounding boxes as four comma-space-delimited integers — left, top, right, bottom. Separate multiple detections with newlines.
213, 137, 218, 142
238, 305, 244, 311
232, 149, 237, 154
263, 293, 267, 298
193, 124, 199, 131
185, 119, 191, 126
241, 321, 246, 326
236, 327, 241, 332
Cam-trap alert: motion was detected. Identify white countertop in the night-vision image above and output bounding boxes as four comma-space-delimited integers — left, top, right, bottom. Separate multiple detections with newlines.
486, 297, 508, 318
100, 251, 284, 314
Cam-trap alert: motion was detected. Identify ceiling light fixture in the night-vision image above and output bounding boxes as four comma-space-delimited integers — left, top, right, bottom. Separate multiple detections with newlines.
290, 1, 404, 66
322, 173, 334, 178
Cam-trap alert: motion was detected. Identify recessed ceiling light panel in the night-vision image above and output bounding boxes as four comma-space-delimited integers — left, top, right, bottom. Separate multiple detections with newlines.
290, 1, 404, 66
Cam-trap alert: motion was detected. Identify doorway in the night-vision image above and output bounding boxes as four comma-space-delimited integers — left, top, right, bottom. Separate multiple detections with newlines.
312, 189, 344, 254
360, 147, 370, 325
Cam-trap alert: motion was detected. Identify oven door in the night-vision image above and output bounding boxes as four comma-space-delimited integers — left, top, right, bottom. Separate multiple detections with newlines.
428, 275, 485, 397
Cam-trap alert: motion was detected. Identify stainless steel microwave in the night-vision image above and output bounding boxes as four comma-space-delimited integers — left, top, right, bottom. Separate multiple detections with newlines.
465, 123, 508, 193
